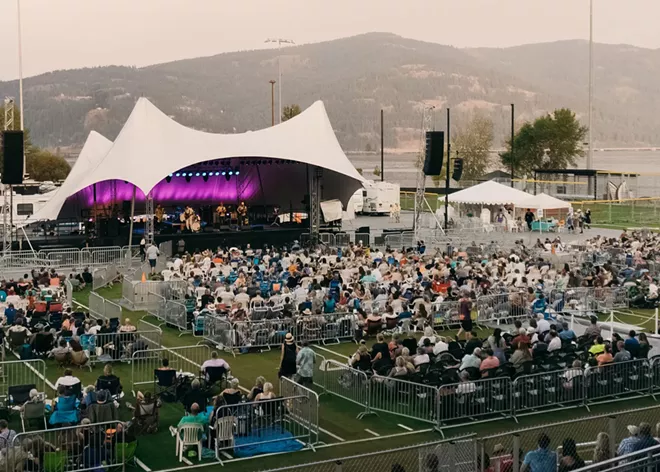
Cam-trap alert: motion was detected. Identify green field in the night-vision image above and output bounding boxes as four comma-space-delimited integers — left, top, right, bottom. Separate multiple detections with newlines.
34, 286, 660, 471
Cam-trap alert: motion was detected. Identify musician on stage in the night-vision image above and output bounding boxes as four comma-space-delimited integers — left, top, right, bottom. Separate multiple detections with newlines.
155, 204, 165, 231
237, 201, 248, 227
182, 205, 195, 231
215, 202, 227, 227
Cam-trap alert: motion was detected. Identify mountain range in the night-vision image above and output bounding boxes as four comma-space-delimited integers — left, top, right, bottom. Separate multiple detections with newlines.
0, 32, 658, 154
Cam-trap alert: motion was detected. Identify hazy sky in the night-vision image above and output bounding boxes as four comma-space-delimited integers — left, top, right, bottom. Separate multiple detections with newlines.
0, 0, 658, 80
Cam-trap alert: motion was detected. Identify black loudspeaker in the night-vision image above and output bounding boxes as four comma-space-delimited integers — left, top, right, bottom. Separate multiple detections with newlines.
122, 201, 132, 217
423, 131, 444, 176
1, 130, 24, 185
452, 158, 464, 181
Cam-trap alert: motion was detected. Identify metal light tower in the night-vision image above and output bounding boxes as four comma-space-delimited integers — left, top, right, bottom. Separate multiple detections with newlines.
269, 80, 276, 126
265, 38, 294, 124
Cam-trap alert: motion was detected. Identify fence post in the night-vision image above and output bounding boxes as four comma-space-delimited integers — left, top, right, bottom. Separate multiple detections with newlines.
608, 416, 617, 458
655, 308, 658, 335
477, 439, 485, 472
513, 434, 521, 472
448, 441, 456, 468
334, 461, 343, 472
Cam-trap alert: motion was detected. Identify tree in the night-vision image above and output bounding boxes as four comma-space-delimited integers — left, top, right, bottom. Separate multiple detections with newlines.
281, 104, 302, 122
355, 168, 363, 175
453, 114, 494, 180
500, 108, 587, 177
373, 165, 381, 177
26, 149, 71, 181
0, 104, 71, 181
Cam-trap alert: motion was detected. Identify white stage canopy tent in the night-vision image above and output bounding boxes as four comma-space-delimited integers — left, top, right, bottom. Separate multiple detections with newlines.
520, 192, 572, 210
24, 131, 113, 224
446, 180, 531, 206
32, 98, 365, 221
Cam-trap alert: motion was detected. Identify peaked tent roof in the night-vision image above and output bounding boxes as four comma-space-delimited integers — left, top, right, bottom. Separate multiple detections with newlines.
25, 131, 113, 224
520, 192, 572, 210
447, 180, 531, 205
75, 97, 364, 197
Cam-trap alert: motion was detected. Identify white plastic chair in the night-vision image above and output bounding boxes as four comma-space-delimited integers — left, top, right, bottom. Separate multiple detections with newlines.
209, 415, 235, 450
176, 423, 204, 462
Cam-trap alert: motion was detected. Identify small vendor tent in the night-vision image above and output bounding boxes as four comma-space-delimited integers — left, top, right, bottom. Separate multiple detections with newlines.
520, 192, 572, 210
447, 180, 531, 206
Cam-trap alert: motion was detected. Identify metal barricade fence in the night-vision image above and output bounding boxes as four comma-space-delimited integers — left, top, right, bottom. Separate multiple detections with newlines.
354, 232, 370, 246
105, 298, 122, 320
88, 329, 163, 365
213, 396, 315, 461
476, 291, 528, 324
203, 314, 234, 350
319, 233, 335, 246
0, 250, 49, 270
279, 377, 320, 445
90, 246, 124, 266
137, 319, 163, 346
146, 292, 166, 320
122, 279, 183, 310
437, 376, 512, 428
426, 439, 477, 472
335, 232, 350, 247
384, 233, 402, 247
89, 291, 105, 320
589, 286, 629, 311
512, 368, 585, 419
369, 374, 438, 424
298, 314, 354, 345
130, 345, 210, 395
260, 436, 475, 472
92, 263, 118, 291
42, 247, 82, 268
0, 359, 47, 397
432, 300, 460, 329
315, 359, 372, 419
163, 299, 188, 332
584, 358, 652, 406
9, 420, 126, 472
159, 239, 173, 258
232, 319, 297, 351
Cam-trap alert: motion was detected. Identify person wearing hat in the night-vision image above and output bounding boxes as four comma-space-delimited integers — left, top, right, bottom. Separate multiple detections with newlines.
278, 333, 298, 379
617, 425, 640, 458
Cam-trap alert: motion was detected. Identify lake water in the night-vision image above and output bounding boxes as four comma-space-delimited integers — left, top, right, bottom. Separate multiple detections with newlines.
348, 150, 660, 195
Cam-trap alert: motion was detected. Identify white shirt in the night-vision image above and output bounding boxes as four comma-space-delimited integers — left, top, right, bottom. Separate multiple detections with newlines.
55, 375, 81, 388
235, 292, 250, 305
146, 245, 160, 261
201, 358, 230, 371
433, 340, 449, 356
88, 325, 101, 335
537, 318, 551, 334
548, 336, 562, 352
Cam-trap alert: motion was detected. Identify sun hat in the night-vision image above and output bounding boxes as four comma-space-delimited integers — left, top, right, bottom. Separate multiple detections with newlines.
285, 333, 294, 344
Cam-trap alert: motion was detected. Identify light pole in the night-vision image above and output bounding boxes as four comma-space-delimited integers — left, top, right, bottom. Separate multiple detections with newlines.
269, 80, 276, 126
16, 0, 25, 175
587, 0, 594, 171
265, 38, 294, 124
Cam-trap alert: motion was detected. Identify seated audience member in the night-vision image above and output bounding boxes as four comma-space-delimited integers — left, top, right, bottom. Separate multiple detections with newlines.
588, 336, 606, 357
255, 382, 277, 402
119, 318, 136, 333
55, 369, 81, 390
613, 341, 632, 362
413, 347, 430, 368
459, 347, 482, 371
177, 403, 207, 428
0, 420, 17, 450
87, 389, 118, 424
247, 376, 266, 401
182, 379, 208, 412
96, 363, 123, 395
596, 346, 614, 366
480, 349, 500, 376
69, 338, 89, 367
220, 379, 243, 405
558, 322, 576, 343
133, 391, 161, 435
201, 351, 231, 380
584, 316, 601, 339
464, 331, 483, 355
522, 434, 556, 472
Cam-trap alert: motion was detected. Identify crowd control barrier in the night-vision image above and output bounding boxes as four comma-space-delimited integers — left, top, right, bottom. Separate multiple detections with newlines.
130, 345, 210, 395
279, 377, 321, 445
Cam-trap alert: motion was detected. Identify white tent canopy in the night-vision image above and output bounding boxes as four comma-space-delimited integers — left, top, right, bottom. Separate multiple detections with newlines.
30, 98, 364, 221
447, 180, 531, 206
25, 131, 113, 223
520, 192, 572, 210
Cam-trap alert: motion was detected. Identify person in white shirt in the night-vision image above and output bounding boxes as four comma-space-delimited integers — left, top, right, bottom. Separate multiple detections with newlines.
87, 319, 102, 335
220, 289, 235, 305
234, 288, 250, 305
433, 338, 449, 356
55, 369, 81, 389
146, 244, 160, 274
536, 314, 551, 335
201, 351, 231, 377
413, 347, 430, 367
547, 330, 562, 352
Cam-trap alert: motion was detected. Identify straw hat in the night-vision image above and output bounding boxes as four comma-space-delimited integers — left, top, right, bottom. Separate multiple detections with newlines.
285, 333, 295, 344
302, 308, 312, 315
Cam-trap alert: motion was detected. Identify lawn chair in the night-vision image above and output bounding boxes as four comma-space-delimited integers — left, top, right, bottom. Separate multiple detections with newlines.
204, 366, 228, 390
175, 423, 204, 462
210, 415, 235, 453
154, 369, 178, 401
21, 401, 47, 431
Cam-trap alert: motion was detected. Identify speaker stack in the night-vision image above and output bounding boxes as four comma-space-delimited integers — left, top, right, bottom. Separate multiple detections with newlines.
1, 130, 24, 185
424, 131, 444, 176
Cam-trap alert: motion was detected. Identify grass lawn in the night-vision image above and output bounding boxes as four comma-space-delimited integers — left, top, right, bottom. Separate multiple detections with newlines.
59, 286, 660, 471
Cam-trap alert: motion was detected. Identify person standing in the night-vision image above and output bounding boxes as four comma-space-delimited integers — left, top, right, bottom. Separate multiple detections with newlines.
139, 237, 146, 262
456, 291, 473, 341
524, 209, 535, 231
394, 203, 401, 223
146, 244, 160, 274
278, 333, 298, 379
296, 341, 316, 386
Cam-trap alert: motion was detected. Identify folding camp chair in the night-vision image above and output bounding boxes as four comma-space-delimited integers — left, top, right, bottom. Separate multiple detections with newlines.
154, 369, 178, 401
